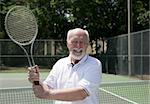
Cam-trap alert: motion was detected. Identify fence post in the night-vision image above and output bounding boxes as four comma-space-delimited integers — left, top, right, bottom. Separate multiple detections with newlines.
51, 40, 55, 55
0, 39, 1, 66
44, 40, 47, 55
127, 0, 131, 75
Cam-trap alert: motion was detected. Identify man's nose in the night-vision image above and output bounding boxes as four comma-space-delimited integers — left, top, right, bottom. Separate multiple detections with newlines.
76, 42, 80, 47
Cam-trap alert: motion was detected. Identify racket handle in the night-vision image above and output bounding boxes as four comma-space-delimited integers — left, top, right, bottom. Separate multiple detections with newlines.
34, 81, 39, 85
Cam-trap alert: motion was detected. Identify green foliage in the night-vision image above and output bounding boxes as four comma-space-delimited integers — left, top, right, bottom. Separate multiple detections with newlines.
137, 11, 150, 26
0, 32, 5, 38
132, 0, 149, 31
0, 0, 149, 39
27, 0, 71, 39
70, 0, 127, 39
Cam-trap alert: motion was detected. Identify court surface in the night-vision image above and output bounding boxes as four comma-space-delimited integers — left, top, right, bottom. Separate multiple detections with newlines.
0, 73, 149, 104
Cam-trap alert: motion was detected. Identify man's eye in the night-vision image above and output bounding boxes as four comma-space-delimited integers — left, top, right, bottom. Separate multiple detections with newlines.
72, 41, 77, 44
80, 41, 83, 44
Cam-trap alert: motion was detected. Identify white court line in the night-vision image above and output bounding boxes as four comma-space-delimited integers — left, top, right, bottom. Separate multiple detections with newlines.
99, 88, 138, 104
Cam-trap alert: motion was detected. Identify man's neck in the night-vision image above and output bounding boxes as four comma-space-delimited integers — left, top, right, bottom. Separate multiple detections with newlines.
71, 58, 80, 64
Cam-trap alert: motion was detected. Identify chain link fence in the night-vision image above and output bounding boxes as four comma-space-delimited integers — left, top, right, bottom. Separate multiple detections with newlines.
0, 29, 149, 78
100, 29, 149, 79
0, 39, 68, 68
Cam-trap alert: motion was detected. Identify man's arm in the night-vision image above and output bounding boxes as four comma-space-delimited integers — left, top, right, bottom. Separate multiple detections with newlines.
33, 83, 89, 101
28, 65, 89, 101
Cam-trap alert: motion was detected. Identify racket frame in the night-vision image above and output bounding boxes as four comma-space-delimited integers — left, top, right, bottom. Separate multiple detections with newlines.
5, 6, 39, 85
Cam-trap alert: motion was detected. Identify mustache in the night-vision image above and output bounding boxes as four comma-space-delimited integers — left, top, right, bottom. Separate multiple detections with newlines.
70, 48, 86, 60
71, 48, 83, 52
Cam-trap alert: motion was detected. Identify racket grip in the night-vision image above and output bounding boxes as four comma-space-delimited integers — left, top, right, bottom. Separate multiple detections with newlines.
34, 81, 39, 85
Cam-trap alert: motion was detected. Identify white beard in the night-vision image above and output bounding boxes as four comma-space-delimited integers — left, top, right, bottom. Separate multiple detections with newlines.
70, 48, 86, 60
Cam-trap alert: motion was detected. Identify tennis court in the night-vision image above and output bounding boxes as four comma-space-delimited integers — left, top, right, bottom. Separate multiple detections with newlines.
0, 73, 149, 104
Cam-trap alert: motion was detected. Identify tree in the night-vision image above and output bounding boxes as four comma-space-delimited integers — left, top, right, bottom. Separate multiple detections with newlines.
69, 0, 128, 39
0, 0, 149, 39
131, 0, 149, 31
27, 0, 70, 39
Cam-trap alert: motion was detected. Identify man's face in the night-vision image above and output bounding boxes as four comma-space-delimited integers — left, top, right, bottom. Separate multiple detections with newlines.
67, 33, 88, 60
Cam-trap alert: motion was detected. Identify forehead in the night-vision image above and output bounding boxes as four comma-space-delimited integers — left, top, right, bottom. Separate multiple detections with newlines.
70, 35, 85, 41
69, 31, 87, 40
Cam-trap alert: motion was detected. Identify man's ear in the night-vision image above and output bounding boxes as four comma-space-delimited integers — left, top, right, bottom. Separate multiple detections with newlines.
66, 42, 69, 48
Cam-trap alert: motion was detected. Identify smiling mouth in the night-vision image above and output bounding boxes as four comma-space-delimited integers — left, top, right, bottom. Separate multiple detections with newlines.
74, 49, 82, 53
73, 49, 83, 55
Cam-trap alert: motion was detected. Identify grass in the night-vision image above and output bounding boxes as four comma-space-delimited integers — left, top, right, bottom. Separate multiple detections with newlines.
102, 73, 140, 82
0, 66, 50, 73
0, 67, 141, 82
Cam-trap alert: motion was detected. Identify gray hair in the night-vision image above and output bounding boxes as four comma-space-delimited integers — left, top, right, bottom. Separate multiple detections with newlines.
67, 28, 90, 43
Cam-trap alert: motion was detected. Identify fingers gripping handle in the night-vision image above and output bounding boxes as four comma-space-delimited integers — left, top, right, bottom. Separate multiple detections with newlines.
34, 81, 39, 85
28, 65, 40, 85
34, 66, 39, 85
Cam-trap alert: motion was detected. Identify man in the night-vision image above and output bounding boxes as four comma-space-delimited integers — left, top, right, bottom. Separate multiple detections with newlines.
28, 28, 102, 104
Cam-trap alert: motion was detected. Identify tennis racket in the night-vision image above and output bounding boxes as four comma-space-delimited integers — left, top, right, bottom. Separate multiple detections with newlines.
5, 6, 39, 85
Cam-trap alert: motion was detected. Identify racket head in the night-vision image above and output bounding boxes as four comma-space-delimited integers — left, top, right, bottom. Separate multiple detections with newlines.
5, 6, 38, 46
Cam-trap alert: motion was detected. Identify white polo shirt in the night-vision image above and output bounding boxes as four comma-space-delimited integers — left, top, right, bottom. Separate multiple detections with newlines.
43, 54, 102, 104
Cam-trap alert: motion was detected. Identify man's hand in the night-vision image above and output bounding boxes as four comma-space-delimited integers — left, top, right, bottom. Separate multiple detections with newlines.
33, 84, 52, 99
28, 65, 40, 84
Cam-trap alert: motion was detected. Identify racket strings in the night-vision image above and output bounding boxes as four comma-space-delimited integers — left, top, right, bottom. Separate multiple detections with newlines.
5, 6, 37, 45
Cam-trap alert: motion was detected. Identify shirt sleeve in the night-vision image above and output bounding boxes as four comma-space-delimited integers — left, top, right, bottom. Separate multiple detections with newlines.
78, 61, 102, 95
43, 61, 60, 89
43, 71, 57, 89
